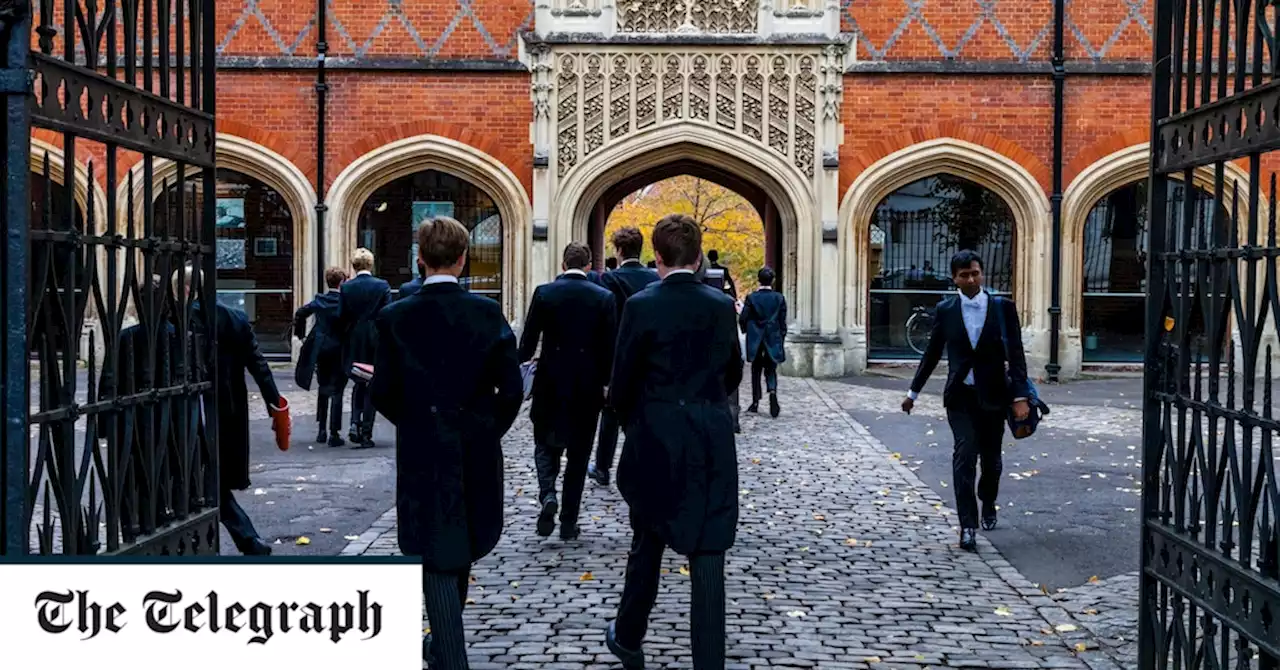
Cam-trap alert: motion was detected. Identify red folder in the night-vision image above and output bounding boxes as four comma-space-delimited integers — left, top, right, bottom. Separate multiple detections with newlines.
268, 396, 292, 452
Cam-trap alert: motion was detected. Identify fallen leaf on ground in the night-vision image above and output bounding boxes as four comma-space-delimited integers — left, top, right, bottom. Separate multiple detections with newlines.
253, 489, 266, 495
785, 610, 806, 618
1083, 609, 1098, 615
994, 607, 1013, 616
469, 575, 477, 584
464, 598, 475, 605
1029, 640, 1044, 646
580, 572, 594, 581
1055, 623, 1078, 632
295, 537, 311, 546
762, 593, 775, 600
845, 538, 858, 546
343, 535, 359, 541
1074, 643, 1088, 652
813, 514, 825, 521
751, 457, 761, 464
863, 656, 881, 663
319, 528, 332, 533
678, 565, 690, 576
1088, 575, 1099, 583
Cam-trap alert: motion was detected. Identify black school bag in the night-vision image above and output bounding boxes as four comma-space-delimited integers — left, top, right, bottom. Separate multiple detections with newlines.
992, 295, 1049, 439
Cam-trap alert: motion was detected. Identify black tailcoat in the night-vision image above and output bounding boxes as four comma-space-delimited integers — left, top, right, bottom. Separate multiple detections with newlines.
599, 261, 660, 320
372, 282, 524, 572
739, 288, 787, 364
337, 273, 391, 371
517, 273, 617, 432
293, 291, 344, 392
909, 292, 1031, 411
610, 272, 743, 555
396, 276, 423, 301
193, 302, 281, 492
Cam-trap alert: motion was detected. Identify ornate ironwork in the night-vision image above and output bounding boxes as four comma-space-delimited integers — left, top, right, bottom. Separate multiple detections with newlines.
1143, 0, 1280, 667
1, 0, 220, 556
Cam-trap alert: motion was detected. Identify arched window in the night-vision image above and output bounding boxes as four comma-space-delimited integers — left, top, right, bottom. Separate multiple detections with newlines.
1081, 181, 1220, 362
30, 172, 87, 357
154, 169, 296, 357
357, 170, 503, 304
867, 175, 1016, 359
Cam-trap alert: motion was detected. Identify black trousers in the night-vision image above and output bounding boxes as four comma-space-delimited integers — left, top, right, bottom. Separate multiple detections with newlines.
315, 376, 348, 435
594, 405, 620, 474
350, 380, 376, 436
533, 413, 598, 528
423, 568, 471, 670
750, 351, 778, 402
945, 386, 1006, 529
615, 519, 726, 669
219, 488, 262, 552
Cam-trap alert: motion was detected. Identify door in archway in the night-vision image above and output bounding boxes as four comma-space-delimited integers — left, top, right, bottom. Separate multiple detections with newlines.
356, 170, 504, 305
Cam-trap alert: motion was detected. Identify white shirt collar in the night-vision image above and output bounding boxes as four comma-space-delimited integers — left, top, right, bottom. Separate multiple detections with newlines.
563, 269, 587, 277
757, 286, 772, 291
958, 289, 988, 307
423, 274, 459, 285
356, 270, 372, 277
666, 268, 695, 276
622, 258, 641, 266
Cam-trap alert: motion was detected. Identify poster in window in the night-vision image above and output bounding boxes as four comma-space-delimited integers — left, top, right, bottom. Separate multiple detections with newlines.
216, 198, 246, 228
217, 239, 246, 270
254, 237, 278, 257
410, 202, 455, 277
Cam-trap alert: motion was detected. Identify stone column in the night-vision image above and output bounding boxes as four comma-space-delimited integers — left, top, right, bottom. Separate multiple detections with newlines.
810, 42, 846, 377
528, 42, 554, 294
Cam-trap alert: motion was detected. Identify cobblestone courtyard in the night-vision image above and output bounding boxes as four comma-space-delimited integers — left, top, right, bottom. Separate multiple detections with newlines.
341, 378, 1134, 669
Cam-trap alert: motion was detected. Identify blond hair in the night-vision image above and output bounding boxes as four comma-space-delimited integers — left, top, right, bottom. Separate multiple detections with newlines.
351, 247, 375, 273
417, 216, 470, 270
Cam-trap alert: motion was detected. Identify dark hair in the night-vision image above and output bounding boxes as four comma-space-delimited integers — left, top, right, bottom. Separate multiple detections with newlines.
605, 257, 618, 270
563, 241, 591, 270
652, 214, 702, 267
758, 267, 775, 286
647, 260, 657, 268
707, 249, 719, 263
611, 226, 644, 260
324, 266, 347, 289
950, 250, 984, 276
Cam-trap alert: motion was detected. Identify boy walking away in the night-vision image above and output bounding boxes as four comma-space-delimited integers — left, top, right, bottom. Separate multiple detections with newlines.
605, 214, 742, 670
336, 247, 391, 448
372, 216, 524, 669
901, 250, 1031, 552
739, 267, 787, 418
294, 266, 349, 446
519, 242, 617, 540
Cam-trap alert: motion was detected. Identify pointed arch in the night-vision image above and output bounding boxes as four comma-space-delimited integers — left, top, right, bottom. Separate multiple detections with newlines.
29, 136, 109, 230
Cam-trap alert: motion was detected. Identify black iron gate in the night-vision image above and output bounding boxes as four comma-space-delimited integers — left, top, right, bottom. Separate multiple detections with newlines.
1143, 0, 1280, 666
0, 0, 219, 556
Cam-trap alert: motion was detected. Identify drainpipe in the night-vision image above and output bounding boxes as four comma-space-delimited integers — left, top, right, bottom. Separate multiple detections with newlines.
314, 0, 328, 290
1046, 0, 1065, 383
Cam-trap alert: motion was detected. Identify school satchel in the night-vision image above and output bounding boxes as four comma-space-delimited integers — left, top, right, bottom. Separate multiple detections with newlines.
350, 362, 374, 383
992, 295, 1049, 439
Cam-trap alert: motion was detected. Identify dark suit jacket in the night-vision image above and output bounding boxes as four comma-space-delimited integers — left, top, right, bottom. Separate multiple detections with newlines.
610, 272, 743, 555
293, 291, 344, 392
396, 276, 423, 301
909, 292, 1030, 411
739, 288, 787, 364
193, 302, 281, 492
709, 261, 738, 300
336, 273, 391, 371
599, 260, 660, 322
372, 281, 523, 572
518, 273, 617, 433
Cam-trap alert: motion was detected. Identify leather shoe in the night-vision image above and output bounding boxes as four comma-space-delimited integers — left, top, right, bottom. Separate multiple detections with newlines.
352, 436, 376, 450
536, 495, 558, 537
238, 537, 273, 556
327, 433, 345, 448
315, 428, 327, 444
587, 463, 609, 487
560, 523, 579, 541
747, 402, 759, 413
981, 502, 998, 531
769, 392, 780, 418
959, 528, 978, 552
606, 621, 645, 669
348, 429, 361, 444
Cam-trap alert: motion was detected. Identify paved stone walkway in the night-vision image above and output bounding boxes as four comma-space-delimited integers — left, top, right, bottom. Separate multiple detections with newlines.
343, 377, 1128, 669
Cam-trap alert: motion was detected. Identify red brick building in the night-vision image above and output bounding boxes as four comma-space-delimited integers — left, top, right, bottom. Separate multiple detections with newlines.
36, 0, 1238, 379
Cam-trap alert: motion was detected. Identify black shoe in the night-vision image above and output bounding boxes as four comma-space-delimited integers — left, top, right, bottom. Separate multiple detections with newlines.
769, 392, 780, 418
587, 464, 610, 487
315, 428, 328, 444
422, 633, 433, 664
327, 433, 345, 448
536, 495, 558, 537
606, 621, 645, 669
747, 402, 759, 413
981, 502, 998, 531
348, 429, 361, 444
560, 523, 579, 541
352, 437, 376, 450
734, 421, 742, 434
238, 538, 273, 556
959, 528, 978, 552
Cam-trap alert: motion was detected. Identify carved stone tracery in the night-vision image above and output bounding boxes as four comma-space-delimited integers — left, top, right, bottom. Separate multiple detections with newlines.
553, 49, 832, 179
618, 0, 759, 35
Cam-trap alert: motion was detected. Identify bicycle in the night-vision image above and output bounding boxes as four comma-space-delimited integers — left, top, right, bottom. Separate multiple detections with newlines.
905, 305, 935, 356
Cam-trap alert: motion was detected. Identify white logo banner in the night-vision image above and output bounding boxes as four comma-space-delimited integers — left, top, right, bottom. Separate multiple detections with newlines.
0, 560, 422, 669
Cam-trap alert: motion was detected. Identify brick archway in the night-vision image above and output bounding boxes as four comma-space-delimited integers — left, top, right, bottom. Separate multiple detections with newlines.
838, 137, 1052, 375
326, 133, 532, 323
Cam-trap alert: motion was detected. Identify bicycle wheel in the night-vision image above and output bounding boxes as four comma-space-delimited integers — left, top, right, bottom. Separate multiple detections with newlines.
906, 312, 932, 355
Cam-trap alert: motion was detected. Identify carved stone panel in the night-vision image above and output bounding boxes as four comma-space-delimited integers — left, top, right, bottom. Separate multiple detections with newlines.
617, 0, 759, 35
552, 48, 832, 180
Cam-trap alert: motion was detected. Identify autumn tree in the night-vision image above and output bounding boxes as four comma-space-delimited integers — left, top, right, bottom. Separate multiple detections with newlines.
604, 175, 765, 293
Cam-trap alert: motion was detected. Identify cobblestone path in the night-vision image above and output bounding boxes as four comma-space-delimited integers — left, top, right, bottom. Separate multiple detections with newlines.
342, 378, 1131, 669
